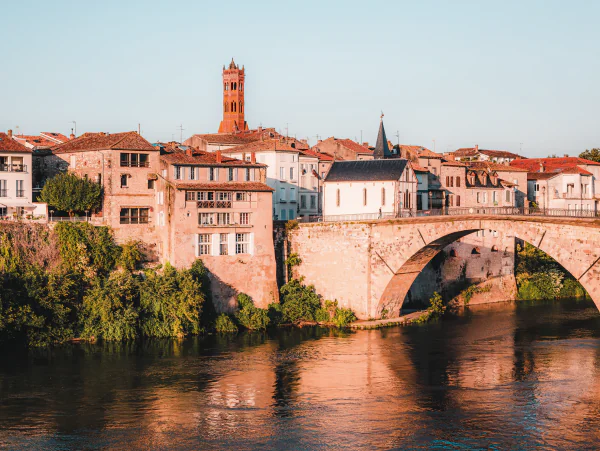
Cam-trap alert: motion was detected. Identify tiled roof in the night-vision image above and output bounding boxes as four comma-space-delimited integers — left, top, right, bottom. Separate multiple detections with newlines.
325, 159, 409, 182
479, 149, 523, 159
161, 149, 265, 167
40, 132, 69, 144
510, 157, 600, 172
0, 133, 32, 153
411, 163, 429, 172
224, 138, 300, 153
13, 135, 56, 148
336, 138, 373, 155
172, 181, 273, 192
186, 128, 283, 145
53, 131, 154, 153
527, 172, 559, 181
454, 148, 480, 157
441, 160, 468, 167
300, 148, 333, 161
465, 170, 512, 189
468, 161, 528, 172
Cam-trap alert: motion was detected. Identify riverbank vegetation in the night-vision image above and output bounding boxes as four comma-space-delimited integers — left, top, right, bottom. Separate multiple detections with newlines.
516, 242, 588, 300
0, 223, 358, 348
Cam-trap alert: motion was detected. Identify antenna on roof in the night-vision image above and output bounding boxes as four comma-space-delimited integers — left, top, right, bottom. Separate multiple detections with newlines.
395, 130, 400, 147
178, 124, 185, 143
71, 121, 76, 137
138, 123, 141, 135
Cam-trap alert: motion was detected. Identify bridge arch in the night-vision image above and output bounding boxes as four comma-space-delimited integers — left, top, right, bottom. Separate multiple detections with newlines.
376, 218, 600, 318
290, 216, 600, 319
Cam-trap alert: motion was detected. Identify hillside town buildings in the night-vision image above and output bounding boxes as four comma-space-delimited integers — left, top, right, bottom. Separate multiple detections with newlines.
449, 145, 523, 164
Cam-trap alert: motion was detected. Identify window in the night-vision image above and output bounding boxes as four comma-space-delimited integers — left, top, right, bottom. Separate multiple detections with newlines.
493, 191, 498, 203
381, 188, 386, 206
189, 167, 196, 180
209, 167, 218, 181
15, 180, 24, 198
186, 191, 196, 201
217, 213, 230, 225
289, 209, 295, 220
0, 180, 6, 197
245, 168, 251, 181
199, 191, 214, 201
120, 153, 149, 167
279, 187, 286, 201
280, 209, 287, 220
157, 191, 164, 205
290, 167, 295, 180
240, 212, 250, 225
506, 190, 511, 202
300, 195, 306, 209
120, 208, 149, 224
199, 212, 215, 225
217, 192, 232, 201
148, 179, 155, 189
228, 168, 234, 181
456, 177, 461, 187
220, 233, 228, 255
236, 192, 247, 201
449, 249, 457, 258
174, 166, 182, 180
280, 167, 285, 180
198, 234, 211, 255
310, 195, 316, 209
290, 187, 296, 202
491, 245, 499, 252
236, 233, 249, 254
456, 195, 461, 207
471, 247, 481, 255
363, 188, 367, 206
121, 174, 128, 188
70, 155, 76, 168
336, 189, 340, 207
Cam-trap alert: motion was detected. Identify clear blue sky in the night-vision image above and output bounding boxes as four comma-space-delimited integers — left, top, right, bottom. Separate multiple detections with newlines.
1, 0, 599, 157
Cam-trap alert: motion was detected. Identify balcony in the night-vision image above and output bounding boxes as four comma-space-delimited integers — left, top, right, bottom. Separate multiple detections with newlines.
0, 164, 27, 173
197, 200, 232, 209
554, 192, 591, 200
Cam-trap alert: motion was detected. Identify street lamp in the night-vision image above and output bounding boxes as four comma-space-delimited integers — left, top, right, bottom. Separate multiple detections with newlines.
85, 209, 89, 222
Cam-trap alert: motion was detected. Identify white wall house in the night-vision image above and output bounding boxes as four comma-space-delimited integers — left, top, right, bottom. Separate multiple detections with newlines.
298, 153, 320, 217
323, 159, 418, 219
0, 131, 46, 219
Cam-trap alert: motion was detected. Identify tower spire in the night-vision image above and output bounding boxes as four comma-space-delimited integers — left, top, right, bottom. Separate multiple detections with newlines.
218, 59, 248, 133
373, 114, 391, 159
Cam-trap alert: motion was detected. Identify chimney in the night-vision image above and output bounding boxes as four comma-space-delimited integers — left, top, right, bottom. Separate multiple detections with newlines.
185, 148, 193, 157
250, 152, 256, 164
258, 126, 263, 132
242, 152, 246, 162
540, 162, 545, 173
362, 142, 368, 147
564, 154, 569, 158
7, 129, 12, 138
170, 142, 176, 150
70, 133, 75, 140
475, 144, 479, 152
216, 150, 222, 163
318, 139, 323, 144
99, 132, 106, 136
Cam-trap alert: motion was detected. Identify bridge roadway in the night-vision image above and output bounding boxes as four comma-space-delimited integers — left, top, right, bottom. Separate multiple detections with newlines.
289, 214, 600, 319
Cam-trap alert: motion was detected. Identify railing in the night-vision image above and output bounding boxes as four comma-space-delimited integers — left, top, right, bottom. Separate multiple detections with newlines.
554, 193, 592, 200
49, 216, 91, 222
16, 190, 25, 198
197, 200, 232, 209
0, 189, 6, 197
0, 164, 27, 173
314, 207, 600, 223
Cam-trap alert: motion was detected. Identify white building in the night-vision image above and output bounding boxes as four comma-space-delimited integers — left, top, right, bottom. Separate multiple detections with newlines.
323, 159, 418, 219
0, 131, 46, 219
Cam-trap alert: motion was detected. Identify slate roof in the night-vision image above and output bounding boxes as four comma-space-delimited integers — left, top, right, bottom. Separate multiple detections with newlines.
325, 159, 409, 182
373, 120, 391, 159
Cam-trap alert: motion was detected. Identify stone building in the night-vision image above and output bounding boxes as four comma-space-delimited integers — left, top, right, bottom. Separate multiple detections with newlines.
450, 145, 524, 164
0, 130, 46, 219
323, 159, 418, 219
311, 137, 373, 161
155, 146, 278, 310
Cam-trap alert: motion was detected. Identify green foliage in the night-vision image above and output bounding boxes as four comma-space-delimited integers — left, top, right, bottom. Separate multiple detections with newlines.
285, 253, 302, 268
332, 307, 357, 327
579, 148, 600, 163
39, 172, 102, 216
139, 263, 205, 338
460, 284, 491, 305
314, 307, 331, 323
80, 271, 140, 342
117, 241, 143, 271
234, 293, 270, 330
215, 313, 238, 333
267, 302, 283, 326
415, 292, 446, 323
559, 278, 587, 299
279, 278, 321, 323
285, 220, 299, 231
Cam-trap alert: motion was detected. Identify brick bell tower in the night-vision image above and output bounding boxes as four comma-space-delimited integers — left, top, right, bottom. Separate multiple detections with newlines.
218, 58, 248, 133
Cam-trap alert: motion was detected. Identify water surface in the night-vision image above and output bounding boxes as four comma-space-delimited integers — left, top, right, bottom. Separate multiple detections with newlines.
1, 298, 600, 450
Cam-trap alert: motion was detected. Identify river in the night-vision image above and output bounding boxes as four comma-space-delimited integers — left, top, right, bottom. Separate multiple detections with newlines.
1, 298, 600, 450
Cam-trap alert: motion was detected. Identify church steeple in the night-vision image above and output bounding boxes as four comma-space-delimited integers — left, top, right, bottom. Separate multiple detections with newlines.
218, 58, 249, 134
373, 113, 391, 159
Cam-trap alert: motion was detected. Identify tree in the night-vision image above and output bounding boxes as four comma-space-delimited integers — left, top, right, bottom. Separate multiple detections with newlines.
39, 173, 102, 217
579, 148, 600, 163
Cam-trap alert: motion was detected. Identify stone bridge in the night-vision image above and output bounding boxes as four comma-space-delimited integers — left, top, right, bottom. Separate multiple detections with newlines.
289, 216, 600, 319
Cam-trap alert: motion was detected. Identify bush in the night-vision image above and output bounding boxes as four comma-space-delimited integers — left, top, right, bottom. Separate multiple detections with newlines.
267, 302, 283, 326
517, 271, 563, 300
215, 313, 238, 333
39, 172, 102, 217
559, 278, 587, 299
279, 278, 321, 323
117, 241, 143, 271
333, 308, 357, 327
139, 263, 205, 338
314, 307, 331, 323
80, 271, 140, 341
235, 293, 270, 330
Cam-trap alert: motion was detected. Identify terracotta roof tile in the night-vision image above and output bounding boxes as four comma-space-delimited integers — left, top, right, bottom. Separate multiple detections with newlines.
468, 161, 528, 172
224, 139, 301, 153
161, 149, 265, 167
510, 157, 600, 172
12, 135, 56, 148
0, 133, 32, 153
335, 138, 373, 155
53, 131, 155, 153
40, 132, 69, 143
173, 181, 274, 192
479, 149, 523, 159
300, 148, 333, 161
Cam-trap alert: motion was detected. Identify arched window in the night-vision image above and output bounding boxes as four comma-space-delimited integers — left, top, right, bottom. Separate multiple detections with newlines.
336, 189, 340, 207
449, 249, 457, 258
381, 188, 386, 206
471, 247, 481, 255
240, 83, 243, 91
224, 83, 228, 91
363, 188, 367, 206
239, 101, 242, 113
491, 245, 499, 252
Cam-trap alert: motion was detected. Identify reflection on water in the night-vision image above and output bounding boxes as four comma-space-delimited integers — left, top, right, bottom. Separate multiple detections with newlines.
2, 299, 600, 450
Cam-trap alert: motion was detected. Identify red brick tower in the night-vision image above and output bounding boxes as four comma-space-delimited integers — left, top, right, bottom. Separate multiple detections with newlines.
218, 58, 248, 133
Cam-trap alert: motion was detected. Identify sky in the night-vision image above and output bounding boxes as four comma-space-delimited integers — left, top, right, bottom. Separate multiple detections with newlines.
1, 0, 599, 157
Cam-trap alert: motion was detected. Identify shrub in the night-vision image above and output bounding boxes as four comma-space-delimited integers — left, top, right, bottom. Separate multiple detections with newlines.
559, 278, 587, 299
279, 278, 321, 323
139, 263, 205, 338
117, 241, 143, 271
235, 293, 270, 330
517, 271, 563, 300
267, 302, 283, 326
80, 271, 140, 341
215, 314, 238, 333
333, 308, 357, 327
314, 307, 331, 323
